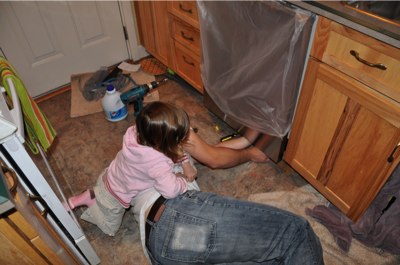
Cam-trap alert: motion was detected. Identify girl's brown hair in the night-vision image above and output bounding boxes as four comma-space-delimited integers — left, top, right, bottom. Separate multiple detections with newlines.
136, 101, 190, 162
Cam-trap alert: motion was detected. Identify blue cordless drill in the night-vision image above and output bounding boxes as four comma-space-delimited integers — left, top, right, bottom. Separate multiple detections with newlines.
120, 78, 167, 116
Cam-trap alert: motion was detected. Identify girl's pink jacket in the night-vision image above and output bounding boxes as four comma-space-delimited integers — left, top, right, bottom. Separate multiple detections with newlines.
105, 126, 187, 208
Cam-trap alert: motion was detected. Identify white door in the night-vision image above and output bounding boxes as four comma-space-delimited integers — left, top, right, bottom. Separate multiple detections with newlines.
0, 1, 131, 97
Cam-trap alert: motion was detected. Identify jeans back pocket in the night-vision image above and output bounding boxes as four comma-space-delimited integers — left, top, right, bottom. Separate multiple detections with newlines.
161, 211, 216, 263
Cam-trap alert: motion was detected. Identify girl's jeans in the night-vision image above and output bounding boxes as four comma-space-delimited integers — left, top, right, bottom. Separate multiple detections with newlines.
146, 190, 324, 265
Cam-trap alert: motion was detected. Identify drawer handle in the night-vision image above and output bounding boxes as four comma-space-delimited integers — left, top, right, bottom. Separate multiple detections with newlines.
183, 56, 195, 67
179, 3, 193, 14
27, 193, 48, 218
387, 142, 400, 163
350, 50, 387, 70
180, 31, 194, 42
1, 164, 18, 193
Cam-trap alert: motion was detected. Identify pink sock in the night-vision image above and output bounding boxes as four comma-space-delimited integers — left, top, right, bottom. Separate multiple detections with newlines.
68, 190, 96, 210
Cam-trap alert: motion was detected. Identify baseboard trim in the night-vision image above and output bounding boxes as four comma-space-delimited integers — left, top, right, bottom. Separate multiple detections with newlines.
35, 85, 71, 103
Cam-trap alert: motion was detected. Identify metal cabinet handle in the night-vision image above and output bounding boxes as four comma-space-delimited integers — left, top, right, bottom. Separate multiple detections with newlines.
179, 3, 193, 14
350, 50, 387, 70
1, 164, 18, 193
26, 193, 48, 218
387, 142, 400, 163
180, 31, 194, 42
183, 56, 195, 66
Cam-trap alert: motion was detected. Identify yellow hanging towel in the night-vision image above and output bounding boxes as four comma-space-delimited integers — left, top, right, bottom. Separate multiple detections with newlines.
0, 56, 57, 154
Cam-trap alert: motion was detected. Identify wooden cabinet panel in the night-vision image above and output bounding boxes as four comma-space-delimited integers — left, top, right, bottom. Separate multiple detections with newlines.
328, 107, 398, 207
0, 213, 48, 265
1, 163, 79, 265
134, 1, 171, 66
170, 16, 201, 55
286, 16, 400, 221
8, 210, 37, 238
152, 2, 171, 65
293, 75, 348, 177
135, 1, 204, 93
168, 1, 203, 93
285, 58, 400, 221
168, 1, 199, 28
135, 2, 156, 56
173, 41, 203, 93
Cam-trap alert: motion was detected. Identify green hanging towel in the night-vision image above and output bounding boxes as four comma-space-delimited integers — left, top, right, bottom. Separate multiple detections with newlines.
0, 57, 57, 154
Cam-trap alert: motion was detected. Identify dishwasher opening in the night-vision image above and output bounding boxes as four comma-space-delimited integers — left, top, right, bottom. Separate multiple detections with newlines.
198, 1, 315, 162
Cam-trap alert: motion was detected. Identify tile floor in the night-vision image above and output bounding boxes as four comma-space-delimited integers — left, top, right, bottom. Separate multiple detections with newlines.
34, 77, 316, 264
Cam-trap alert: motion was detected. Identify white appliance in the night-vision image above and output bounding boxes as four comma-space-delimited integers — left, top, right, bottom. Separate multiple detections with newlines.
0, 78, 100, 264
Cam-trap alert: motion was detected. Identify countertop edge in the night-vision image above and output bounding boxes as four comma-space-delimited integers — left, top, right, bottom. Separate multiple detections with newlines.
289, 1, 400, 49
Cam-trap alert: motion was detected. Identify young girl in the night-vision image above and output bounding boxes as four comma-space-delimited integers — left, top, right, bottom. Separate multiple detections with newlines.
67, 101, 197, 236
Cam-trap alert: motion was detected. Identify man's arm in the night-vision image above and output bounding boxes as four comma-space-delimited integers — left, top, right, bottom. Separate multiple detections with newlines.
183, 130, 267, 169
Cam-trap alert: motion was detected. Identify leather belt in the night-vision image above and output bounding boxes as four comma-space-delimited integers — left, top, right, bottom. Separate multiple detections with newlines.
145, 196, 167, 247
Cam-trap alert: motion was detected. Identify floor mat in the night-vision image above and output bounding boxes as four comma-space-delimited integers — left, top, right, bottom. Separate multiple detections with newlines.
140, 57, 167, 76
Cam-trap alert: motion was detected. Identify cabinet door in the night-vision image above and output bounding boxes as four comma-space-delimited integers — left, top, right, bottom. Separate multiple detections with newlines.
134, 1, 170, 65
1, 163, 79, 265
0, 212, 48, 265
285, 58, 400, 221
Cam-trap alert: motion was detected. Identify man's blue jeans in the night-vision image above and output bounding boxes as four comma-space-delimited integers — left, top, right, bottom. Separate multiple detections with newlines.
146, 190, 324, 264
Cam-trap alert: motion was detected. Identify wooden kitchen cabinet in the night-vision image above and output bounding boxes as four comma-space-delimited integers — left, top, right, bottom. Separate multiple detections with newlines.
134, 1, 171, 66
168, 1, 203, 93
0, 211, 59, 265
134, 1, 204, 93
285, 17, 400, 222
0, 164, 79, 265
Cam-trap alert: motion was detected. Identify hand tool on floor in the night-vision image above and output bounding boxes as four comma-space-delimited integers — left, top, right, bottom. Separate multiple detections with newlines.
120, 78, 168, 117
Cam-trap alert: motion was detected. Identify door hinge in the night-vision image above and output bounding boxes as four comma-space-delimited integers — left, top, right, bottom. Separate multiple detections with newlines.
123, 26, 128, 41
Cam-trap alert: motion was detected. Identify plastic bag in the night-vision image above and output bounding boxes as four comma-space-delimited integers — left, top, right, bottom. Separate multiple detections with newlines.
81, 67, 131, 101
198, 1, 315, 137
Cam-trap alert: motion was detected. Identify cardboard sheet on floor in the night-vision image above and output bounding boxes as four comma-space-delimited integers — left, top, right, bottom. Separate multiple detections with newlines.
70, 70, 158, 118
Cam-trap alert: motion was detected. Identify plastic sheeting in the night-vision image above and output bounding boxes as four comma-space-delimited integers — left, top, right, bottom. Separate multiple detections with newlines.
198, 1, 315, 138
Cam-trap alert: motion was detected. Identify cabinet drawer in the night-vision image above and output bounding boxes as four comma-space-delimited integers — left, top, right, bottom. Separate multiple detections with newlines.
173, 41, 203, 93
168, 1, 199, 28
312, 17, 400, 103
170, 17, 201, 56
